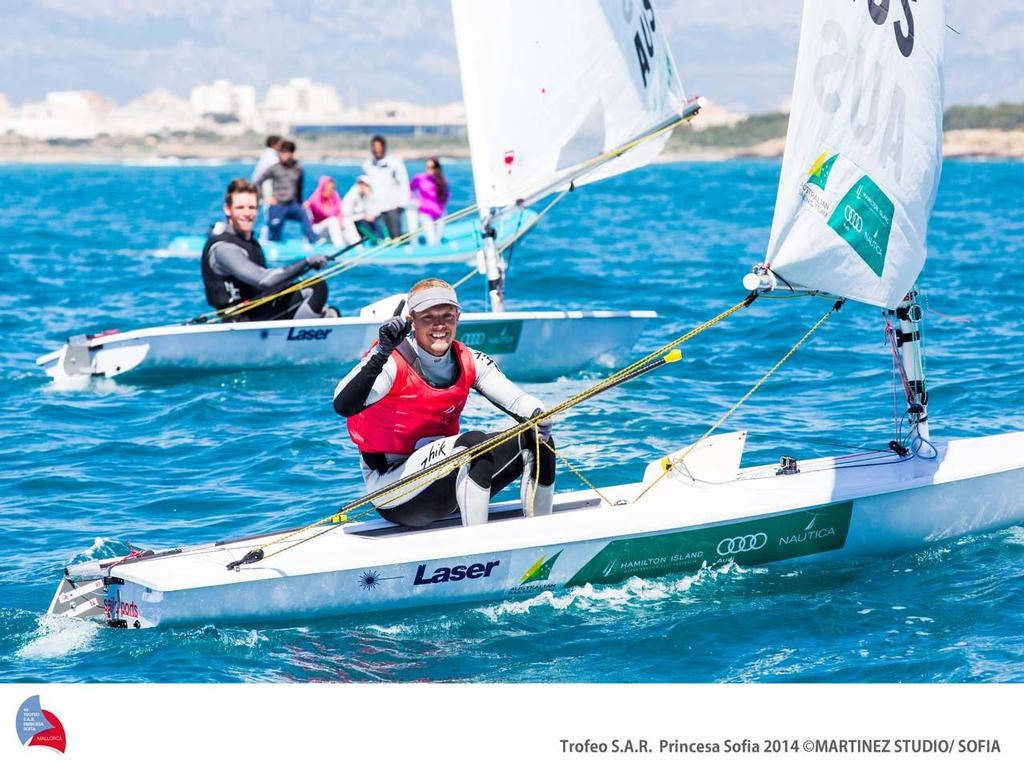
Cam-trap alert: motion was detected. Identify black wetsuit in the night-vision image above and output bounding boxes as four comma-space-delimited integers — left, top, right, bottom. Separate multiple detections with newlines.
201, 223, 328, 321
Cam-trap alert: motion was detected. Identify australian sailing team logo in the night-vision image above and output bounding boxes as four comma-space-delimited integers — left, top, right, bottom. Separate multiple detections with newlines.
16, 695, 66, 754
509, 550, 563, 594
519, 551, 562, 585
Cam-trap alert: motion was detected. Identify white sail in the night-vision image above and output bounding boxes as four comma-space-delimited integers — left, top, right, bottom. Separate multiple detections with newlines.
452, 0, 687, 213
764, 1, 945, 308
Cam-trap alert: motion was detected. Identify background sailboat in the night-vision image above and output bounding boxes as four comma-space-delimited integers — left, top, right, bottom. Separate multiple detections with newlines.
37, 0, 698, 383
452, 0, 697, 312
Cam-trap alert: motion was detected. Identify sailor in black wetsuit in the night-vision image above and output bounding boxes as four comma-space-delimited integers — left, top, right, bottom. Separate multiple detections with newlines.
201, 178, 337, 321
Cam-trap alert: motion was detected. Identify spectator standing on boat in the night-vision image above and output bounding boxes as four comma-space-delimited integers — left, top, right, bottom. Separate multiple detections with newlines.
251, 135, 281, 239
304, 175, 345, 246
408, 157, 450, 246
361, 135, 409, 239
334, 278, 555, 528
340, 175, 385, 244
202, 178, 337, 321
253, 140, 318, 244
252, 135, 282, 202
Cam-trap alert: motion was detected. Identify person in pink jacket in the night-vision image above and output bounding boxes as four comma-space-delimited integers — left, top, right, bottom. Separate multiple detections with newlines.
407, 158, 450, 246
304, 175, 345, 245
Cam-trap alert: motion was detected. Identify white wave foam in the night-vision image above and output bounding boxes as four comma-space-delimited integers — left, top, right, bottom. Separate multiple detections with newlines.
1003, 526, 1024, 546
221, 629, 266, 649
17, 614, 100, 660
365, 623, 410, 636
69, 536, 127, 565
85, 536, 112, 555
478, 563, 741, 620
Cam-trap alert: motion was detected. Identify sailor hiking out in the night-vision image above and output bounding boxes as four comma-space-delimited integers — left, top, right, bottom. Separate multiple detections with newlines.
334, 279, 555, 527
202, 178, 337, 321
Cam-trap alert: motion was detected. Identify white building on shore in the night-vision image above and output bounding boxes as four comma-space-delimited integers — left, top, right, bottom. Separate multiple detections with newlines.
0, 79, 467, 141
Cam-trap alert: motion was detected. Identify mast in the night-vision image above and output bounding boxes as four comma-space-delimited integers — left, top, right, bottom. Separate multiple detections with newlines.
893, 291, 935, 457
480, 216, 505, 312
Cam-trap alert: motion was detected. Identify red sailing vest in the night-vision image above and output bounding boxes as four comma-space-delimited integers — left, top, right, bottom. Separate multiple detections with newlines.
347, 340, 477, 456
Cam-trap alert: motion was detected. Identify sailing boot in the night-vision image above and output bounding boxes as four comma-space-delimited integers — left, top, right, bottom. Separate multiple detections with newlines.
520, 450, 554, 517
455, 465, 491, 526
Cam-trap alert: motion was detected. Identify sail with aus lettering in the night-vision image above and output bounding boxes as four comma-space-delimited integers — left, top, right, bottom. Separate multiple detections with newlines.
763, 0, 944, 309
451, 0, 689, 214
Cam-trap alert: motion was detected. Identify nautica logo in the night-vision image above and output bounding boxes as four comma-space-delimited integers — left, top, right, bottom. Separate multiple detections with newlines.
716, 533, 767, 556
780, 527, 836, 546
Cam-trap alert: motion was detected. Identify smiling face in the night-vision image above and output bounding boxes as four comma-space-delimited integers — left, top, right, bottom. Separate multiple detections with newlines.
223, 191, 258, 238
411, 303, 460, 356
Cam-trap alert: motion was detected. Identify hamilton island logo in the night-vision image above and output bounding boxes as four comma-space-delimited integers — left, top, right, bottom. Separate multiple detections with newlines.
16, 695, 66, 754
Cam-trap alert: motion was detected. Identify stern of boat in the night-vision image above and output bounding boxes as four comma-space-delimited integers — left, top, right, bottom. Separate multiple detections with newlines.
37, 332, 149, 381
48, 555, 155, 629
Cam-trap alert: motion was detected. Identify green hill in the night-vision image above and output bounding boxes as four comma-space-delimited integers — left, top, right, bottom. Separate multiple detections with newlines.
668, 102, 1024, 151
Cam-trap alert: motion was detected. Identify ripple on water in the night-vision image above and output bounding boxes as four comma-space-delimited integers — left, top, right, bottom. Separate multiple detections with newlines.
2, 160, 1023, 682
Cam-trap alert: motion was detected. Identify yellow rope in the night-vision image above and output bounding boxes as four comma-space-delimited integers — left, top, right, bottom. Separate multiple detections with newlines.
631, 300, 843, 503
237, 295, 754, 565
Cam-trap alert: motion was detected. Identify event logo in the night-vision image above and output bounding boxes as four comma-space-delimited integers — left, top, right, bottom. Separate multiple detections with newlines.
716, 533, 768, 557
16, 695, 66, 754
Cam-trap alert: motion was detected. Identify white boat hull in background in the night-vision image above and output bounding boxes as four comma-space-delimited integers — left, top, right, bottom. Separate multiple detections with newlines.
47, 431, 1024, 628
36, 310, 656, 382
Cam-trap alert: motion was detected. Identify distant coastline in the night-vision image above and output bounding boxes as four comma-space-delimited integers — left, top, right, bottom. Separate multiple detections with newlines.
4, 106, 1024, 164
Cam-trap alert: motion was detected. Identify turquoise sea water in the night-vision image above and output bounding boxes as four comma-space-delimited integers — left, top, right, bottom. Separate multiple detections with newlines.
1, 159, 1023, 683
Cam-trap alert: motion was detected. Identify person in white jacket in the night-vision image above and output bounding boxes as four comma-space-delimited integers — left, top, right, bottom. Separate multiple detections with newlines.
361, 135, 409, 239
250, 135, 282, 239
340, 176, 385, 244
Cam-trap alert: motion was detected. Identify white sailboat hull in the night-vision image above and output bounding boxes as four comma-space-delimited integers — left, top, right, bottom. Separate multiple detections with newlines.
36, 310, 655, 381
48, 432, 1024, 629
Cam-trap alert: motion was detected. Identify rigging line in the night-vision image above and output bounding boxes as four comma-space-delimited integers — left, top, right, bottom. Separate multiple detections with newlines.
496, 189, 570, 256
488, 104, 693, 221
541, 439, 618, 508
192, 202, 483, 325
450, 266, 480, 290
227, 296, 755, 568
632, 299, 844, 504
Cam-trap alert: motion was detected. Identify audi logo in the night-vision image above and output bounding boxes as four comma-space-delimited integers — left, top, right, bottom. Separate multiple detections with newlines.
844, 205, 864, 232
716, 533, 768, 556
